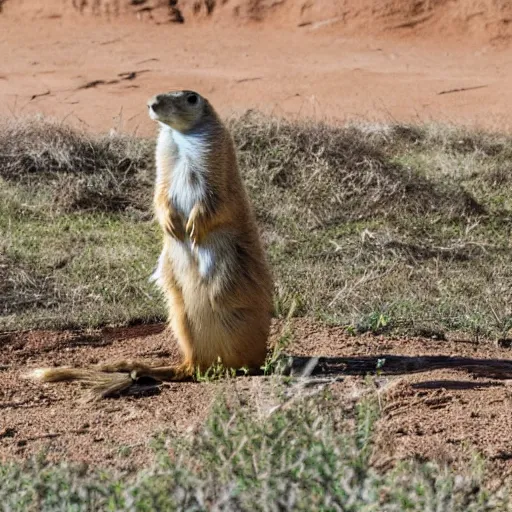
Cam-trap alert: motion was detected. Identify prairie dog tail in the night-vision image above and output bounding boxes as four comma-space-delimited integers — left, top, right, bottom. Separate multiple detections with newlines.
27, 367, 95, 382
25, 361, 193, 399
25, 367, 134, 399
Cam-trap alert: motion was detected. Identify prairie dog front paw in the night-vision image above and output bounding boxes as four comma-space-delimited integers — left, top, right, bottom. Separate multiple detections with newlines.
186, 203, 208, 247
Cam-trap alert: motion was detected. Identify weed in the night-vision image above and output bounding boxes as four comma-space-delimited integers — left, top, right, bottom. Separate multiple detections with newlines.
261, 297, 298, 375
356, 310, 392, 334
194, 358, 239, 382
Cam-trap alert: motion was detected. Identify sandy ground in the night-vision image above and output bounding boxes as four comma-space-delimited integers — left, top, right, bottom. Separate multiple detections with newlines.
2, 13, 512, 135
3, 320, 512, 480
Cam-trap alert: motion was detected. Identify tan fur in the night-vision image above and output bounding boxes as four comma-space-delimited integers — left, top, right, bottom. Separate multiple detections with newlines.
27, 90, 273, 398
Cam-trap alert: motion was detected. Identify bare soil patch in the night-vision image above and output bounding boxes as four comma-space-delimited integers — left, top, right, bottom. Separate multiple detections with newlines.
2, 9, 512, 134
3, 319, 512, 480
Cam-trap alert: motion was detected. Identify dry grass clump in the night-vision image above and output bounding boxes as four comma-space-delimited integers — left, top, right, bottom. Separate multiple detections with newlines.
0, 116, 154, 213
0, 253, 57, 317
232, 114, 484, 229
387, 123, 512, 215
229, 116, 511, 339
0, 117, 162, 330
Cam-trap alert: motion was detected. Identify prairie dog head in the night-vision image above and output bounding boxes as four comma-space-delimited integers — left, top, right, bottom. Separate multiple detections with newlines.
147, 90, 216, 133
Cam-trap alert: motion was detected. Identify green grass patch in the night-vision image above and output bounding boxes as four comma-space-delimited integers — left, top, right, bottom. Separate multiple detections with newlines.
1, 197, 164, 330
1, 114, 511, 339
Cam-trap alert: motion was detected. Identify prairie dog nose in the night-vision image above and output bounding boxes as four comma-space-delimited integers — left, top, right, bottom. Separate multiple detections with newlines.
147, 95, 163, 110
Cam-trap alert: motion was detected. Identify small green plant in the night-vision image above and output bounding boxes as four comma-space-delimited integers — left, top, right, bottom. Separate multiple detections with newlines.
273, 289, 304, 319
376, 358, 386, 376
345, 324, 357, 336
194, 357, 238, 382
117, 445, 133, 458
357, 311, 392, 334
490, 310, 512, 341
354, 394, 380, 472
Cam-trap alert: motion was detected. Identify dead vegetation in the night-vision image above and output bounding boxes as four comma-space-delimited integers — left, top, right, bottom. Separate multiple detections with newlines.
0, 117, 162, 330
233, 116, 484, 227
0, 115, 153, 214
3, 387, 509, 511
1, 114, 511, 338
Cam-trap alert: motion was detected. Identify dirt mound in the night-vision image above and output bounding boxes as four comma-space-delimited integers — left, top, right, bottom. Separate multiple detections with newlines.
4, 0, 512, 42
3, 319, 512, 480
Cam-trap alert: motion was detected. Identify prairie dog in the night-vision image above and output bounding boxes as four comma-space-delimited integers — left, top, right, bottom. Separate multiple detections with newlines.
28, 90, 273, 398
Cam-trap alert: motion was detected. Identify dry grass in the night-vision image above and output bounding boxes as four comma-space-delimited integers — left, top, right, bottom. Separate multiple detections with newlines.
233, 115, 512, 339
233, 117, 483, 228
0, 115, 153, 213
1, 113, 511, 339
0, 116, 162, 330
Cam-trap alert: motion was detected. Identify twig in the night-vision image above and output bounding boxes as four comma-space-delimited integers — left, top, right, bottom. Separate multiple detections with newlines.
438, 85, 488, 96
135, 58, 159, 64
236, 77, 263, 84
118, 70, 151, 81
30, 90, 50, 101
100, 38, 122, 45
78, 80, 106, 90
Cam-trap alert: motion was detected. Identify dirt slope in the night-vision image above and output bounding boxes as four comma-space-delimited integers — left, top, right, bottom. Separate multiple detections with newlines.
3, 320, 512, 480
5, 0, 512, 44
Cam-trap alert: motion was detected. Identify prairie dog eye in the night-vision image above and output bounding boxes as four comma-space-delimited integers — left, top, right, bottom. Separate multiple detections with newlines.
187, 93, 199, 105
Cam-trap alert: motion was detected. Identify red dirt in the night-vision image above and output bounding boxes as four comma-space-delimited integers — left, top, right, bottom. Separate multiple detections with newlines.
2, 2, 512, 133
3, 320, 512, 481
6, 0, 512, 41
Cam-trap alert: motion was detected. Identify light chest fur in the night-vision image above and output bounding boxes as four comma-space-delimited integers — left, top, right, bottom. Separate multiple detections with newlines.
154, 123, 221, 284
155, 123, 208, 219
